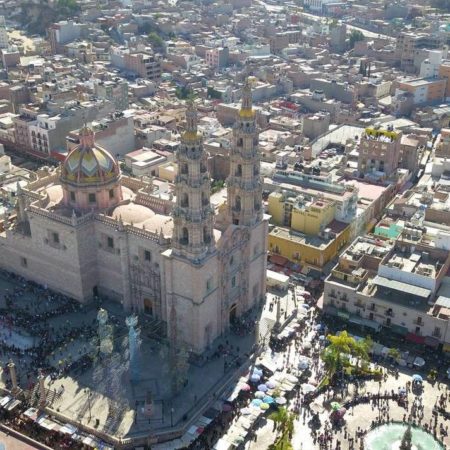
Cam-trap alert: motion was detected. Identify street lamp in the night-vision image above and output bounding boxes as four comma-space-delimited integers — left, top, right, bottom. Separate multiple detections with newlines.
170, 407, 174, 427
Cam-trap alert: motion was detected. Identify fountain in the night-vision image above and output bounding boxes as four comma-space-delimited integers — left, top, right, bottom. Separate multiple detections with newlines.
364, 423, 444, 450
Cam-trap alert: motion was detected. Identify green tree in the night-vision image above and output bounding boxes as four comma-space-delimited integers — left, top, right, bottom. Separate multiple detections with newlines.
268, 408, 295, 450
321, 331, 370, 376
207, 86, 222, 99
349, 29, 365, 48
388, 347, 401, 362
148, 32, 164, 50
57, 0, 79, 13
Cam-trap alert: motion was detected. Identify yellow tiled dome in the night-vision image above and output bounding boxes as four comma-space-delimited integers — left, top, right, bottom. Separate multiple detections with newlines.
60, 127, 120, 186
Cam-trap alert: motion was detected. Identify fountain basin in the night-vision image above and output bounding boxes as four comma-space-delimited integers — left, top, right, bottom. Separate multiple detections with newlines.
364, 423, 444, 450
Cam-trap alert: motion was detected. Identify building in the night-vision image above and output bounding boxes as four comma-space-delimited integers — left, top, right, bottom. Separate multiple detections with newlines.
396, 32, 443, 73
357, 125, 402, 178
94, 79, 129, 111
267, 190, 351, 270
110, 48, 162, 81
396, 77, 446, 105
48, 21, 84, 55
0, 84, 268, 355
205, 47, 229, 68
0, 16, 8, 49
323, 234, 450, 348
304, 0, 338, 13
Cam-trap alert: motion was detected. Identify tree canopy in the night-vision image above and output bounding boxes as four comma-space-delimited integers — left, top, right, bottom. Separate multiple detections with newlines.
321, 331, 371, 376
349, 29, 365, 48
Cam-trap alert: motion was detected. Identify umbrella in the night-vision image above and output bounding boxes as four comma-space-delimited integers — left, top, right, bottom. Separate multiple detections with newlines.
298, 359, 309, 370
303, 342, 312, 350
285, 374, 298, 383
319, 335, 326, 341
258, 384, 269, 392
275, 397, 287, 405
253, 368, 263, 376
266, 380, 278, 389
331, 402, 341, 411
250, 374, 261, 382
260, 403, 270, 410
336, 407, 347, 418
241, 407, 252, 415
255, 391, 265, 399
251, 399, 263, 407
302, 384, 316, 394
310, 402, 324, 413
398, 387, 406, 394
412, 374, 423, 382
239, 383, 251, 392
263, 396, 274, 404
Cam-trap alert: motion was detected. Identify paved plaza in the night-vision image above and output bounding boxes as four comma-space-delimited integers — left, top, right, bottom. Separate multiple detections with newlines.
0, 271, 276, 440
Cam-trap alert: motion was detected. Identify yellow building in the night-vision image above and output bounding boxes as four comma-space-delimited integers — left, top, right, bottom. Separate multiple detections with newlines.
268, 222, 350, 270
268, 191, 336, 234
158, 161, 177, 182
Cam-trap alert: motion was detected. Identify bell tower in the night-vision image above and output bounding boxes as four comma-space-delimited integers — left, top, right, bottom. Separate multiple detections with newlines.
172, 102, 215, 261
227, 80, 263, 226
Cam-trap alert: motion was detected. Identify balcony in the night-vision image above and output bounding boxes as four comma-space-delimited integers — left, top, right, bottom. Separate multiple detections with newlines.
432, 329, 442, 338
340, 296, 349, 303
329, 292, 337, 299
369, 304, 376, 311
413, 319, 424, 326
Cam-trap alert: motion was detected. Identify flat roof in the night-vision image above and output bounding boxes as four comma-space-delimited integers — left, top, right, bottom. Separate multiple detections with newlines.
373, 275, 431, 298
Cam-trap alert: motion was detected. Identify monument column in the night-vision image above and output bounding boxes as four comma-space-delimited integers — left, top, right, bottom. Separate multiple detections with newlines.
7, 360, 18, 394
38, 369, 46, 406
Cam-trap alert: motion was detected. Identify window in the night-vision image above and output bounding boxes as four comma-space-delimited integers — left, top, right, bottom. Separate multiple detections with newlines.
109, 189, 114, 199
88, 193, 96, 203
107, 236, 114, 249
206, 277, 213, 292
231, 276, 236, 288
52, 232, 60, 244
144, 250, 151, 262
20, 257, 27, 267
70, 191, 76, 202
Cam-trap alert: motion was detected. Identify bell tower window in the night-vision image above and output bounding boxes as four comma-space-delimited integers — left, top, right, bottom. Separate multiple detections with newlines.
88, 193, 96, 203
236, 164, 242, 176
181, 227, 189, 244
235, 196, 241, 211
70, 191, 76, 202
181, 163, 188, 175
180, 193, 189, 207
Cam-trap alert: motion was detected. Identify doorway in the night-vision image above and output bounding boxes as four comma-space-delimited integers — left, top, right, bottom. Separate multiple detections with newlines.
229, 303, 237, 324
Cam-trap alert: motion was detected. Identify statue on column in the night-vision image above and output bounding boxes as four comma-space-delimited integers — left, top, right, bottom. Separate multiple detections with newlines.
125, 315, 141, 382
399, 424, 413, 450
97, 308, 113, 356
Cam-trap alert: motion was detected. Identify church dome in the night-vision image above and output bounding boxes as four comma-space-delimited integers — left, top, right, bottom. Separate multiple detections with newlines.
60, 127, 120, 187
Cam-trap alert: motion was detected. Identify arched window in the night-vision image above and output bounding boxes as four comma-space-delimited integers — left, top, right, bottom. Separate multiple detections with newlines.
236, 164, 242, 176
181, 163, 188, 175
253, 165, 259, 176
181, 193, 189, 207
181, 227, 189, 244
235, 196, 241, 211
254, 199, 260, 211
201, 191, 208, 206
238, 138, 243, 146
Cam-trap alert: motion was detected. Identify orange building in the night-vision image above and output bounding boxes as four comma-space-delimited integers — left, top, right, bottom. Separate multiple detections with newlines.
396, 77, 446, 104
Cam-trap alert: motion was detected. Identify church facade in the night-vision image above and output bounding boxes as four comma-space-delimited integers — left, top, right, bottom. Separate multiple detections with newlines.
0, 83, 268, 353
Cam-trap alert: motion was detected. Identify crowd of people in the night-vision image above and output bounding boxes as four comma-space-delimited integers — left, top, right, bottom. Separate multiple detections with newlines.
0, 269, 104, 389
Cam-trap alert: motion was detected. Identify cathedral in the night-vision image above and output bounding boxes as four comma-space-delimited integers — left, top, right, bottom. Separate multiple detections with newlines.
0, 83, 268, 354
